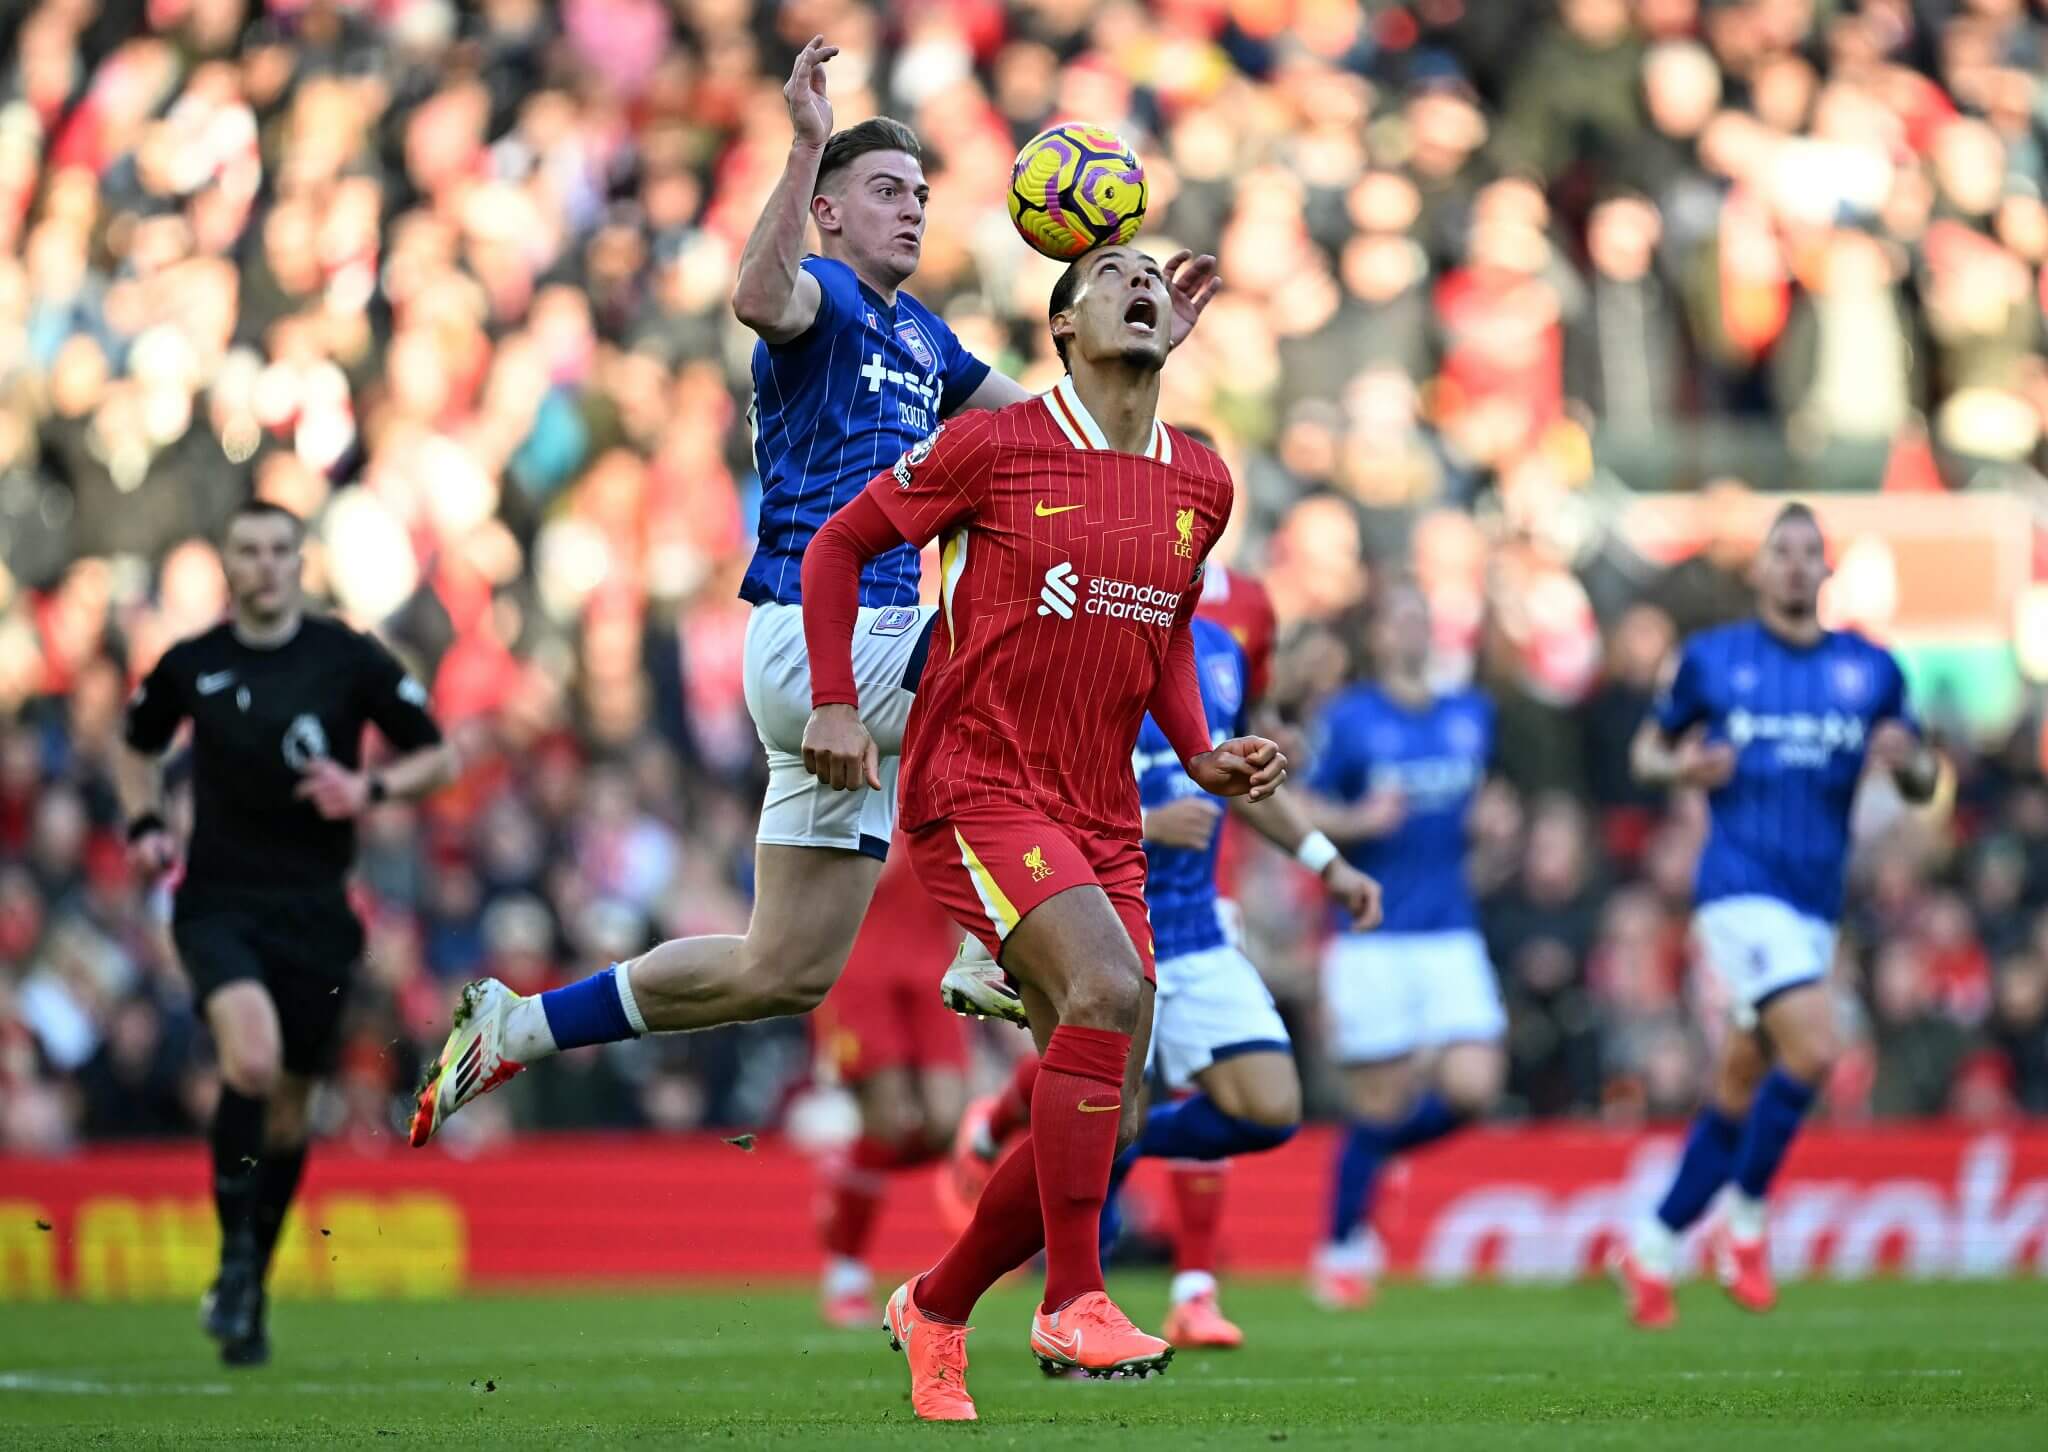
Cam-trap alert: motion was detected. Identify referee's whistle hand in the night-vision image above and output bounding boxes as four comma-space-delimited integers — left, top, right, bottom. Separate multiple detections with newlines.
802, 704, 881, 792
296, 758, 370, 819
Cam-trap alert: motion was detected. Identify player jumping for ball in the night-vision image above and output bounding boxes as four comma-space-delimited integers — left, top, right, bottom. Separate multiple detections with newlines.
1613, 503, 1939, 1328
800, 243, 1284, 1419
408, 38, 1219, 1146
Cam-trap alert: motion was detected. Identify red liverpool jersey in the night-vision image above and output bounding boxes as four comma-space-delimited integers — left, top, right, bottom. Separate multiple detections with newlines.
1196, 563, 1276, 705
867, 376, 1235, 840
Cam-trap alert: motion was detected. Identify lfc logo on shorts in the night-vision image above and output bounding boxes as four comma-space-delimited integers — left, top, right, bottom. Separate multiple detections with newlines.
1173, 507, 1195, 558
1024, 846, 1053, 882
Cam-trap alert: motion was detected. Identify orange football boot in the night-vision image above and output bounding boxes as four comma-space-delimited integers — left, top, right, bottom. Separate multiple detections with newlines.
1030, 1291, 1174, 1379
883, 1280, 977, 1421
1163, 1291, 1244, 1349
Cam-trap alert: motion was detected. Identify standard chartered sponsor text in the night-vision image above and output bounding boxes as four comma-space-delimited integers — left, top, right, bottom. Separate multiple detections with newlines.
1085, 575, 1178, 627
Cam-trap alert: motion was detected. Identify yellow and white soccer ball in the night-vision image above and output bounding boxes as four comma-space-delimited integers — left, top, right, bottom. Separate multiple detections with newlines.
1007, 121, 1149, 260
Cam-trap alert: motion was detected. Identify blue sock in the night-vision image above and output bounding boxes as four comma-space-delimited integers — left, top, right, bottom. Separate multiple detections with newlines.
1105, 1095, 1292, 1208
1098, 1189, 1125, 1263
1388, 1091, 1465, 1153
1329, 1121, 1395, 1244
1654, 1106, 1743, 1233
1732, 1068, 1816, 1200
1102, 1095, 1295, 1262
1130, 1094, 1297, 1162
538, 965, 639, 1051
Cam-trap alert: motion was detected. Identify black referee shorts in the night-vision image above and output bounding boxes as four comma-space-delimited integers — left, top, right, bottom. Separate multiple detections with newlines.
172, 888, 365, 1078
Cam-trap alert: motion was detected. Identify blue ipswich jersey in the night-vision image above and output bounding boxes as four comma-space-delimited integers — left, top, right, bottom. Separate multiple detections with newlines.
1134, 619, 1250, 963
1307, 684, 1493, 935
740, 256, 991, 608
1655, 620, 1912, 923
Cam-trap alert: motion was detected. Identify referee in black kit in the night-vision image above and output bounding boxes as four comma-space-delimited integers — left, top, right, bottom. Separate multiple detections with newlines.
119, 501, 458, 1365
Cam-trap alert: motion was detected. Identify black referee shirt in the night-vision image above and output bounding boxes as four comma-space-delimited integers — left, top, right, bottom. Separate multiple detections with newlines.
125, 615, 443, 897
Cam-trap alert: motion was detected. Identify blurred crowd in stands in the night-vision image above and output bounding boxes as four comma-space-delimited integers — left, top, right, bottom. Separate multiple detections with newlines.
3, 0, 2048, 1153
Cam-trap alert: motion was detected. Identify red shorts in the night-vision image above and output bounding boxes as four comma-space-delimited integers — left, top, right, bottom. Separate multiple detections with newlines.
813, 834, 969, 1084
906, 806, 1156, 983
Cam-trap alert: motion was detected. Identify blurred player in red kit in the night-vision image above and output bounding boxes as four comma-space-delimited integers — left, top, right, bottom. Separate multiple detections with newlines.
799, 243, 1283, 1419
811, 833, 968, 1328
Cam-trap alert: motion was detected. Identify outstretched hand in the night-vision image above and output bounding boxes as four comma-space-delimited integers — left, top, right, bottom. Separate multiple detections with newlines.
1189, 735, 1287, 803
1163, 250, 1221, 348
785, 35, 838, 148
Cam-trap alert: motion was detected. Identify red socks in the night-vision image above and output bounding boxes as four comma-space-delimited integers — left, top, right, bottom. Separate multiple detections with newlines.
1171, 1161, 1229, 1275
819, 1135, 940, 1262
916, 1136, 1045, 1321
988, 1054, 1040, 1142
913, 1027, 1131, 1322
1032, 1024, 1132, 1312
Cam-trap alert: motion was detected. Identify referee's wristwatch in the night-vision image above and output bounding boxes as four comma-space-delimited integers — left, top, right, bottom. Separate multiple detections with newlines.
366, 774, 389, 806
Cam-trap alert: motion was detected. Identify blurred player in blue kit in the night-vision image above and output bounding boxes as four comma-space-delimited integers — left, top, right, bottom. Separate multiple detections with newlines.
1614, 502, 1939, 1327
1303, 580, 1508, 1309
1113, 615, 1381, 1344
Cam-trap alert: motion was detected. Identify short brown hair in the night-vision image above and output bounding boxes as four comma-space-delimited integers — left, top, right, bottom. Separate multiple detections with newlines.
226, 499, 303, 543
815, 118, 922, 196
1766, 500, 1821, 543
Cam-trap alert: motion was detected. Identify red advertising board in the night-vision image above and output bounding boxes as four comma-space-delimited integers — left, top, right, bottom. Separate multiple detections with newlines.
3, 1124, 2044, 1300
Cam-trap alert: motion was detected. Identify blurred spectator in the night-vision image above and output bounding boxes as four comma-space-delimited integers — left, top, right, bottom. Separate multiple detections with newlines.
1991, 953, 2048, 1112
1869, 941, 1974, 1117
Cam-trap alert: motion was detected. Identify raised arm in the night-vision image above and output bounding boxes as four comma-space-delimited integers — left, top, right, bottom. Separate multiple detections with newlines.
730, 37, 836, 343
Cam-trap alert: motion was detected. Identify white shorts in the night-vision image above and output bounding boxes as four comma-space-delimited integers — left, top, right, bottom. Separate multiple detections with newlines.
742, 600, 937, 860
1147, 944, 1292, 1091
1321, 930, 1506, 1065
1692, 896, 1837, 1030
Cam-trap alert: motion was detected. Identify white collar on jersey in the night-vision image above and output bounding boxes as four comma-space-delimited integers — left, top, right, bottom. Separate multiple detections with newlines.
1042, 375, 1172, 462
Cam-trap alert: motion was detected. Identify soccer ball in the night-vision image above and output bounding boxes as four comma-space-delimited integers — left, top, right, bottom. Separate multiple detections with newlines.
1007, 122, 1149, 260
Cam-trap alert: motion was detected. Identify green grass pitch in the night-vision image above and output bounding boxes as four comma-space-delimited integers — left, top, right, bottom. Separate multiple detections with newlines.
3, 1277, 2044, 1448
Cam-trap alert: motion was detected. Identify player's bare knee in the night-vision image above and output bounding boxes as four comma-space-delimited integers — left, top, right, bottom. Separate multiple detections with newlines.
1347, 1060, 1414, 1124
1058, 959, 1143, 1035
1207, 1062, 1301, 1128
1439, 1046, 1505, 1116
218, 1046, 281, 1100
1237, 1082, 1302, 1130
265, 1097, 310, 1148
1775, 1027, 1839, 1086
747, 924, 852, 1014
